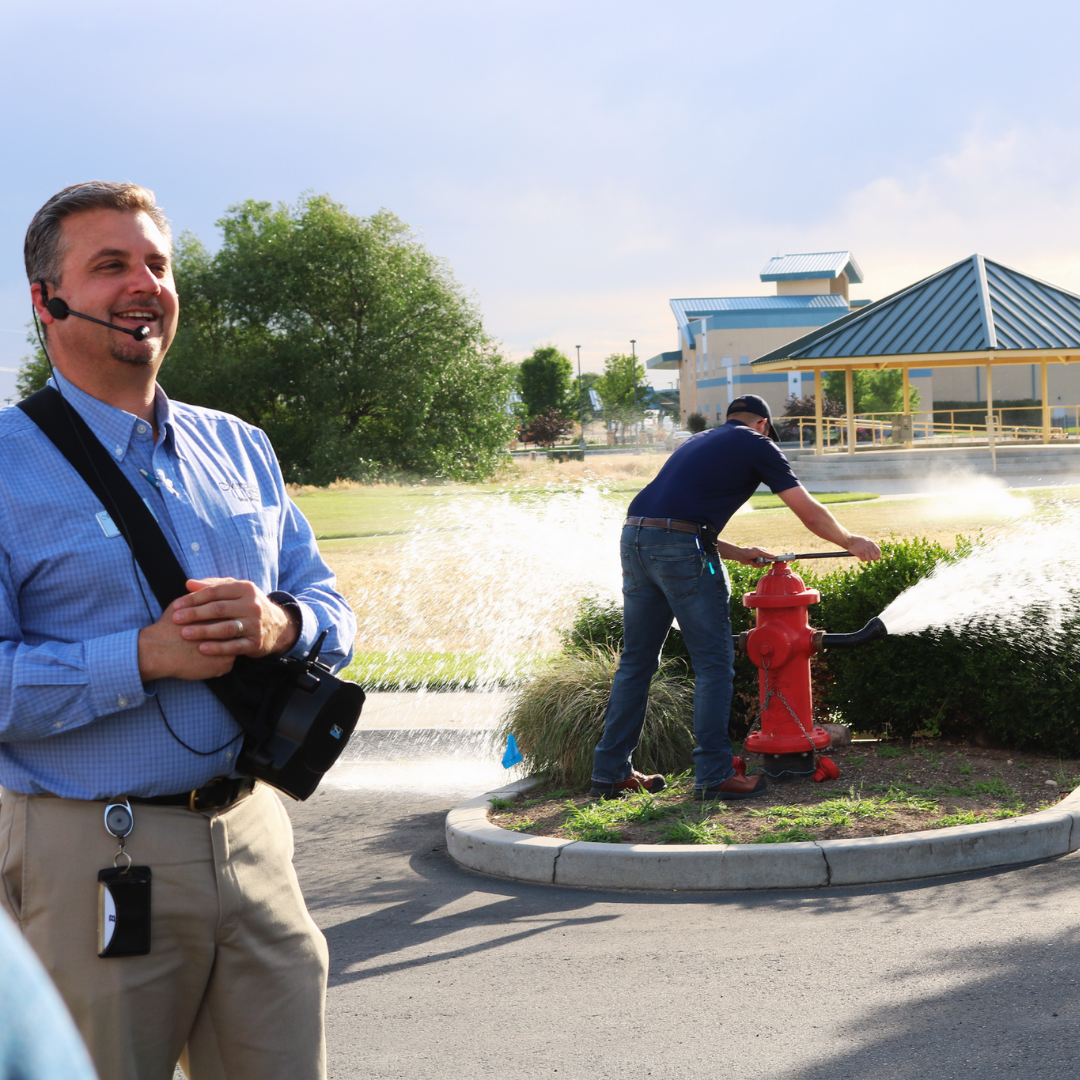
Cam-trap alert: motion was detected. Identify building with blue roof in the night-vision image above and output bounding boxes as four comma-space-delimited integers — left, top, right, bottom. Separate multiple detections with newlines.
645, 251, 933, 426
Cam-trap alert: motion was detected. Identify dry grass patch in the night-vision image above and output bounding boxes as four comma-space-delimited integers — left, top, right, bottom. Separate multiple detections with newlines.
503, 453, 667, 486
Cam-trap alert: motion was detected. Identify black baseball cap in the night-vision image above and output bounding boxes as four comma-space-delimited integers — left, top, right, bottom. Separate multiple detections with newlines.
727, 394, 779, 441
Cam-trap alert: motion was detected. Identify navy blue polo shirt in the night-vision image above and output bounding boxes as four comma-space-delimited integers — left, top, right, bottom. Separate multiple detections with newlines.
627, 419, 801, 532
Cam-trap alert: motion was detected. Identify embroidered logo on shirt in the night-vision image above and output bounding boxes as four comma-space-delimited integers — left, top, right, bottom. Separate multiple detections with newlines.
216, 480, 260, 505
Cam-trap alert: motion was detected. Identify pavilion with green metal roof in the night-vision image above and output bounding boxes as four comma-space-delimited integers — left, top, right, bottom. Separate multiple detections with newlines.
752, 254, 1080, 455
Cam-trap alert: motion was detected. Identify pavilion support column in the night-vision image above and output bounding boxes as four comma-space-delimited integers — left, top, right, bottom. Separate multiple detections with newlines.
902, 367, 912, 449
845, 367, 856, 456
986, 361, 996, 472
814, 371, 824, 455
1042, 361, 1050, 443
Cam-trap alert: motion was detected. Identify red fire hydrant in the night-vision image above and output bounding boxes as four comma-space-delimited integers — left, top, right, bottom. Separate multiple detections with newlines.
738, 561, 839, 782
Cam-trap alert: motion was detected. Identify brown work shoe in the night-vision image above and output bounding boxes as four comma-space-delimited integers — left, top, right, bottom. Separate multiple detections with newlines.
589, 770, 667, 800
695, 774, 768, 801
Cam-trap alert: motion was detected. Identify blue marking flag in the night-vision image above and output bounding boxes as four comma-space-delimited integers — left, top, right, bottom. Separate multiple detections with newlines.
502, 733, 524, 769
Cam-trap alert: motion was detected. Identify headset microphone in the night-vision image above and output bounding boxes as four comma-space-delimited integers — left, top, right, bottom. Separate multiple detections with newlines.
38, 282, 151, 342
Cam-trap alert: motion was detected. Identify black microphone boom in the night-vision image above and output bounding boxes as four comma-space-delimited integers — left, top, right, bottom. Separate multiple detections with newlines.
44, 296, 150, 342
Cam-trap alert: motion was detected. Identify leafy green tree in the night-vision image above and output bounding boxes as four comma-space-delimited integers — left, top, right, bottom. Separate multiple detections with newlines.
16, 328, 49, 397
822, 370, 920, 415
518, 346, 573, 421
162, 194, 516, 484
597, 352, 647, 440
685, 411, 707, 433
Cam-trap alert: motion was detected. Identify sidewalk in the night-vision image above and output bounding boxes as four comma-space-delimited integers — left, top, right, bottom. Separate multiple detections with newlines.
356, 690, 511, 730
329, 691, 517, 797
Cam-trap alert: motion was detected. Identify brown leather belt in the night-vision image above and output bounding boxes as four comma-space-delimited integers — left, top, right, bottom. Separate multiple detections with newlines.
130, 776, 255, 813
623, 516, 703, 534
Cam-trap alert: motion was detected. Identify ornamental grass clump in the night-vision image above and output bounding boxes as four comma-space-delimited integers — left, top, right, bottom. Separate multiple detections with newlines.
496, 646, 694, 789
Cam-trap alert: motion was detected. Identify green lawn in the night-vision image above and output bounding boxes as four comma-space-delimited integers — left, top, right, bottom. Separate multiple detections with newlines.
291, 487, 448, 540
344, 650, 553, 690
293, 483, 880, 542
749, 491, 878, 510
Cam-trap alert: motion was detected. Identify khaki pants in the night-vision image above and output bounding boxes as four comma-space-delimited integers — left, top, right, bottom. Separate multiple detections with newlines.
0, 783, 329, 1080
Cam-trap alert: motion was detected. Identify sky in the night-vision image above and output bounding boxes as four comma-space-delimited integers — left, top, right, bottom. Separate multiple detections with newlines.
3, 0, 1080, 402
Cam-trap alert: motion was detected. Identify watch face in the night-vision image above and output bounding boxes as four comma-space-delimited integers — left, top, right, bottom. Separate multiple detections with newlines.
104, 803, 134, 838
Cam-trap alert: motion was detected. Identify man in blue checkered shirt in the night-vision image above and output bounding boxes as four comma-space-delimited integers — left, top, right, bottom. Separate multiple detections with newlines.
0, 182, 356, 1080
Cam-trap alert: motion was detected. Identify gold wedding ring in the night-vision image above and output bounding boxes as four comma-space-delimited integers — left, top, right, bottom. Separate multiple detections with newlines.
234, 619, 244, 638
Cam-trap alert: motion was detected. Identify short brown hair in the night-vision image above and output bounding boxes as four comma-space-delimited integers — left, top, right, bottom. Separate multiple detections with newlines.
24, 181, 171, 287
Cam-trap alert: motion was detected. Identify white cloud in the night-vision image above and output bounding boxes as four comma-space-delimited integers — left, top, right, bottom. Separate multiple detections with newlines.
805, 124, 1080, 298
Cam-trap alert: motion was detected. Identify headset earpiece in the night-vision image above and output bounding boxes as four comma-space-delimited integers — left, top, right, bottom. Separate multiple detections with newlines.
35, 280, 68, 319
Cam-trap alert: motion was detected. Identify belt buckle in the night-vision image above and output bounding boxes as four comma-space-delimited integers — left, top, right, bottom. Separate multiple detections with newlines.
188, 781, 230, 813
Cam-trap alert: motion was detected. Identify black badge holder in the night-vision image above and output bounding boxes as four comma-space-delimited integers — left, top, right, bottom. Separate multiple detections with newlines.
98, 799, 151, 957
18, 387, 365, 801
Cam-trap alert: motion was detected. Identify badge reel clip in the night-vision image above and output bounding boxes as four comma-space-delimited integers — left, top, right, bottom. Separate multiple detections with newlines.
98, 799, 152, 958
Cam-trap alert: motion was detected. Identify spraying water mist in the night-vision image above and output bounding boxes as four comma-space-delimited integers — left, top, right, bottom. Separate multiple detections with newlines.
347, 484, 625, 687
878, 503, 1080, 640
328, 483, 627, 789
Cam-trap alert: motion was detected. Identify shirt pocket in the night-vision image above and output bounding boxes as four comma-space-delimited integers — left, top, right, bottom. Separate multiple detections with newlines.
229, 509, 280, 590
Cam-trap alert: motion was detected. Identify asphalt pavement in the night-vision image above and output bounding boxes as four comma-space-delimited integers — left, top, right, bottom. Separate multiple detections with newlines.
289, 778, 1080, 1080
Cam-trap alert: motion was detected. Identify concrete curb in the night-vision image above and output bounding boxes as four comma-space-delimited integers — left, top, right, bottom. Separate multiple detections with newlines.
445, 779, 1080, 891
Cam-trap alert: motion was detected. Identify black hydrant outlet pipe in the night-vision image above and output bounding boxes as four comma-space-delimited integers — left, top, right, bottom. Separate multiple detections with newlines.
733, 616, 888, 654
815, 616, 888, 651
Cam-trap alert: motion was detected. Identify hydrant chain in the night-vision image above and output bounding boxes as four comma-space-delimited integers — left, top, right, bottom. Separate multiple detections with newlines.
758, 658, 817, 755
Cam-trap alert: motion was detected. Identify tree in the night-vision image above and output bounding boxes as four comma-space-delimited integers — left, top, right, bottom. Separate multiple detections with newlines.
162, 194, 516, 485
16, 327, 49, 397
685, 411, 707, 433
528, 408, 573, 447
518, 346, 573, 421
821, 370, 920, 415
596, 352, 647, 441
782, 392, 845, 419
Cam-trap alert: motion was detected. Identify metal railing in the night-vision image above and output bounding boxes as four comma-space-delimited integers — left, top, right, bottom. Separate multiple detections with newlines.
777, 407, 1079, 452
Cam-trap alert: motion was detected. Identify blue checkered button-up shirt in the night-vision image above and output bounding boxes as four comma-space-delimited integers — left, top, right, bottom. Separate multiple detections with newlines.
0, 370, 356, 799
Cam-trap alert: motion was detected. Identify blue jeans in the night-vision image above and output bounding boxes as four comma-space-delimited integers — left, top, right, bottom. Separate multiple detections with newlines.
591, 525, 735, 789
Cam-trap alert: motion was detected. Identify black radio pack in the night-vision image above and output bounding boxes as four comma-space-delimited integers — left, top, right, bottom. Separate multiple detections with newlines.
18, 386, 364, 801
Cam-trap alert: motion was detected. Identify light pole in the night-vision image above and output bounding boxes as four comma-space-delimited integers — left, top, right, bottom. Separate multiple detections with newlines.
630, 339, 637, 445
576, 345, 585, 452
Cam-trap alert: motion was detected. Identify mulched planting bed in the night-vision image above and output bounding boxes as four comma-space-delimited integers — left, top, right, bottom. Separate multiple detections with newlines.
489, 742, 1080, 845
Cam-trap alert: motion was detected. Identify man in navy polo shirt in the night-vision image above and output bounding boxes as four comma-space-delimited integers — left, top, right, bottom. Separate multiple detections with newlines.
591, 394, 880, 801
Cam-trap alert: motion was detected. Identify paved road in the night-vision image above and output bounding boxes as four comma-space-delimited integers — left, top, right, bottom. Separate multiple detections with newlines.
289, 780, 1080, 1080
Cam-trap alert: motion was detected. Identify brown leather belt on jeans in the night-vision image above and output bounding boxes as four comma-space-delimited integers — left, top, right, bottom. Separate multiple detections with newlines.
623, 516, 703, 534
129, 776, 255, 813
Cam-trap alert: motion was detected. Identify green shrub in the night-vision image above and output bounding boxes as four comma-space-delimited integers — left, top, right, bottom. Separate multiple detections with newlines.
496, 647, 695, 788
561, 594, 693, 676
809, 539, 1080, 754
558, 537, 1080, 757
562, 560, 771, 738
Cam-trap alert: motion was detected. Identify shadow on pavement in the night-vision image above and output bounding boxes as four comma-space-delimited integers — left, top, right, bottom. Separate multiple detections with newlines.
767, 926, 1080, 1080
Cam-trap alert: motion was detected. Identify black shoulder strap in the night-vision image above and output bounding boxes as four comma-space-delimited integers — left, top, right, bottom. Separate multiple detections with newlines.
16, 384, 288, 742
17, 386, 189, 610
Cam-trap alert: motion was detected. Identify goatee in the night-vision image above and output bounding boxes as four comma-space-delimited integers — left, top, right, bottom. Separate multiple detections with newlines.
109, 341, 156, 367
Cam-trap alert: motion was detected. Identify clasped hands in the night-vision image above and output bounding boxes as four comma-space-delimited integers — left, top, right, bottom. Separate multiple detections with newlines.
138, 578, 300, 682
